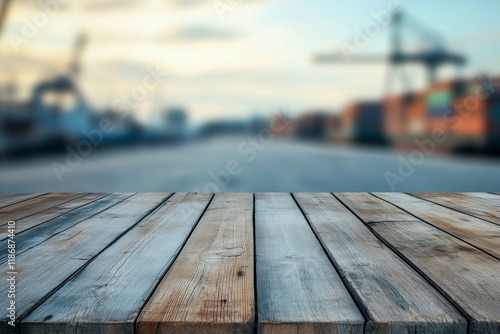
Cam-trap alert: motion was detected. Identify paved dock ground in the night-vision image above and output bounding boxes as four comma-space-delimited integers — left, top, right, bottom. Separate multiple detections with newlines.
1, 139, 500, 192
1, 192, 500, 333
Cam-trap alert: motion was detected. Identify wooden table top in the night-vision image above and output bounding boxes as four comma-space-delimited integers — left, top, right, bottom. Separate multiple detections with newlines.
1, 192, 500, 334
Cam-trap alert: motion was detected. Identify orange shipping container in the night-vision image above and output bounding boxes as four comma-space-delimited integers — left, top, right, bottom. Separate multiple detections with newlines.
405, 92, 427, 135
451, 96, 487, 137
383, 95, 405, 137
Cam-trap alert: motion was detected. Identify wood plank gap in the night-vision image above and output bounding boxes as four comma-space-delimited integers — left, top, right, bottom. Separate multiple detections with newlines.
255, 193, 364, 334
17, 193, 173, 321
131, 193, 215, 333
0, 193, 48, 210
0, 193, 174, 333
407, 193, 500, 227
290, 193, 368, 326
137, 193, 255, 334
315, 193, 465, 333
371, 193, 500, 263
0, 193, 88, 228
0, 193, 109, 242
23, 193, 216, 334
333, 193, 472, 334
0, 193, 135, 262
252, 193, 258, 334
362, 223, 473, 334
8, 193, 109, 236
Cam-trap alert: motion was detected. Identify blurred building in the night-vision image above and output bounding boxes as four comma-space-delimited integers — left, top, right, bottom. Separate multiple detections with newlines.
198, 119, 252, 138
295, 111, 341, 141
99, 109, 143, 145
321, 75, 500, 154
381, 76, 500, 153
0, 75, 96, 155
164, 108, 188, 139
341, 102, 387, 145
0, 75, 145, 156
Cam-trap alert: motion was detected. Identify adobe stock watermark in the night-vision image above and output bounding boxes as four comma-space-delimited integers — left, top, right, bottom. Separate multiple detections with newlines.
212, 0, 244, 21
338, 0, 408, 62
192, 110, 291, 193
385, 76, 496, 190
51, 64, 169, 182
6, 220, 16, 327
7, 0, 71, 53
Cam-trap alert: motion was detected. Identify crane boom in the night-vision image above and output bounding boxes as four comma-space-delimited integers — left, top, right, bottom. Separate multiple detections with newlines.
70, 33, 87, 76
313, 10, 466, 88
314, 53, 387, 64
0, 0, 12, 43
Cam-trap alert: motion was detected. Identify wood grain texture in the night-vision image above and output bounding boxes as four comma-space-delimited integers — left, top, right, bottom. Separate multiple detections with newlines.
374, 192, 500, 259
255, 193, 364, 334
0, 193, 85, 227
0, 193, 46, 209
137, 193, 254, 334
2, 192, 499, 334
0, 193, 108, 240
295, 193, 466, 334
22, 193, 213, 334
341, 193, 500, 334
0, 193, 133, 261
411, 192, 500, 225
334, 193, 420, 224
0, 193, 170, 333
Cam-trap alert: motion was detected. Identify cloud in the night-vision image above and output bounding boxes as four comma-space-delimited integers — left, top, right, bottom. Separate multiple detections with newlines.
169, 0, 280, 9
169, 0, 208, 8
83, 0, 141, 11
159, 25, 241, 43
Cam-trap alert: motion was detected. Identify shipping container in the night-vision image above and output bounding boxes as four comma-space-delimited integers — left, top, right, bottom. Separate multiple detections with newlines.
345, 102, 387, 144
487, 92, 500, 152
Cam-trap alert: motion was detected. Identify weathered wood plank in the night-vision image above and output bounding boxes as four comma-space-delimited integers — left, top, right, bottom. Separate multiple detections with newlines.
22, 193, 213, 334
411, 193, 500, 225
137, 193, 254, 334
0, 193, 108, 240
336, 193, 414, 223
0, 193, 170, 333
0, 193, 133, 260
0, 193, 46, 209
0, 193, 85, 227
255, 193, 364, 334
339, 193, 500, 334
295, 193, 466, 334
375, 193, 500, 259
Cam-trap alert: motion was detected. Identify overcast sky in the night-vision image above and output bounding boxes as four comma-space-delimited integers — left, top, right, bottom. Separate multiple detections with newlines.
1, 0, 500, 124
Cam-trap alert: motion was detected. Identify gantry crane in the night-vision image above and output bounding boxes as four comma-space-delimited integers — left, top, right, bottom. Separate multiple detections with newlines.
0, 0, 11, 43
44, 32, 88, 111
69, 33, 87, 77
314, 11, 466, 93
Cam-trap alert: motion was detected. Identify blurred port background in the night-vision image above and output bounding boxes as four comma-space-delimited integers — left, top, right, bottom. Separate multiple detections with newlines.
1, 0, 500, 192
